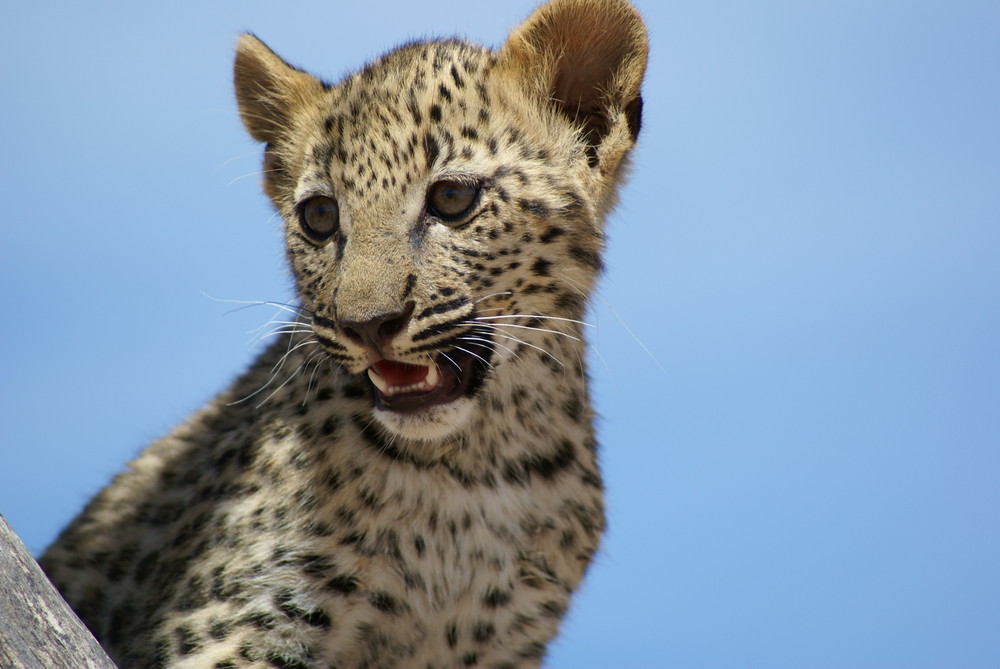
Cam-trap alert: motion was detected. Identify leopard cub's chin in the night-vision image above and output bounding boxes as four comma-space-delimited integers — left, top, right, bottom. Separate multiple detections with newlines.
372, 398, 476, 442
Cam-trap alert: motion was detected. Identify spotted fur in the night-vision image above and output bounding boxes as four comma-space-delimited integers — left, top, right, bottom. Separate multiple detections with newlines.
40, 1, 648, 667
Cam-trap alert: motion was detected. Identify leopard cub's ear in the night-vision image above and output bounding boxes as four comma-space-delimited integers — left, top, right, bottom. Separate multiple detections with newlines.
233, 34, 324, 145
499, 0, 648, 171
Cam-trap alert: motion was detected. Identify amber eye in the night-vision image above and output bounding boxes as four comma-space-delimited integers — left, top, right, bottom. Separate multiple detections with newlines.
297, 196, 340, 243
427, 180, 480, 224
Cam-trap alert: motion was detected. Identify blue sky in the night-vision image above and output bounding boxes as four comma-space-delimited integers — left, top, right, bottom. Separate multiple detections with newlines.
2, 1, 999, 667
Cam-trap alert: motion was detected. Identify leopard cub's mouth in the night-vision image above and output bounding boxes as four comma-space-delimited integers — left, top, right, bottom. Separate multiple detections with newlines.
366, 350, 477, 413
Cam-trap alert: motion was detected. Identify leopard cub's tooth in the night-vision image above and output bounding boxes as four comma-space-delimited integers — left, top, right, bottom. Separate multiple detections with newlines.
425, 363, 440, 389
368, 368, 390, 393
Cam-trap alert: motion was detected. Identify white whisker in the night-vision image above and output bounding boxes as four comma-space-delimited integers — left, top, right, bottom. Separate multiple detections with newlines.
226, 167, 281, 187
201, 292, 311, 319
468, 329, 564, 367
559, 273, 663, 371
459, 335, 523, 363
472, 321, 580, 342
439, 351, 462, 373
475, 313, 594, 328
452, 345, 494, 370
472, 290, 514, 305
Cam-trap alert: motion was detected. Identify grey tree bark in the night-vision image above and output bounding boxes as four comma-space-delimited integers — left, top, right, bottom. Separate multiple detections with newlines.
0, 515, 118, 669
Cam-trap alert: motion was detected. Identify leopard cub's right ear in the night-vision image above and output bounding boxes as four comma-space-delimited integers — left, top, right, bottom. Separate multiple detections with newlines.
233, 34, 324, 145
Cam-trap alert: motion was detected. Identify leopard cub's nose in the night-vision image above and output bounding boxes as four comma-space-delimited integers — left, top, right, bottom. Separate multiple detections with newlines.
338, 301, 415, 353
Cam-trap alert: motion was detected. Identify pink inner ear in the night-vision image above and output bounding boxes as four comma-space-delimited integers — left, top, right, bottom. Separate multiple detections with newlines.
373, 360, 429, 387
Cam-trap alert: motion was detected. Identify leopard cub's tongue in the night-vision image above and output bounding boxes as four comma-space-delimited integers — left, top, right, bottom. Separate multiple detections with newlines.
368, 360, 440, 396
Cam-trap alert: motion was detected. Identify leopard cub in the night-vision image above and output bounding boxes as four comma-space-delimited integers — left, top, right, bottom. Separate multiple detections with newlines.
41, 1, 648, 667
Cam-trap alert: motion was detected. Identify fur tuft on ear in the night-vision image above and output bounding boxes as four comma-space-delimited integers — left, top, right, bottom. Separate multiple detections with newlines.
233, 34, 323, 145
499, 0, 648, 167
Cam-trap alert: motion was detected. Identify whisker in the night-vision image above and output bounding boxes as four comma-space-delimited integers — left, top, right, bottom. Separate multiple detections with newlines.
255, 359, 309, 408
302, 350, 328, 406
226, 167, 281, 187
247, 325, 311, 350
213, 149, 265, 173
228, 337, 319, 406
473, 290, 514, 305
467, 330, 564, 367
439, 351, 462, 373
475, 313, 594, 328
460, 335, 519, 359
452, 345, 494, 370
201, 293, 312, 318
559, 273, 662, 370
471, 321, 581, 342
270, 337, 318, 375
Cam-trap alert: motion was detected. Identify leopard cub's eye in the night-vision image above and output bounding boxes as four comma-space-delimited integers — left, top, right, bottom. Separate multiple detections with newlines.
297, 196, 340, 243
427, 180, 480, 224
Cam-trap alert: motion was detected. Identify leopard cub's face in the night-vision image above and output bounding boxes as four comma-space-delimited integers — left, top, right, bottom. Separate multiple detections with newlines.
235, 9, 645, 440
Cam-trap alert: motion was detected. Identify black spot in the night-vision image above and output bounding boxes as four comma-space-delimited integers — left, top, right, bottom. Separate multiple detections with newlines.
539, 226, 566, 244
326, 574, 359, 594
369, 591, 398, 613
504, 439, 576, 484
402, 273, 418, 299
152, 637, 171, 668
553, 291, 584, 314
540, 600, 567, 618
401, 566, 426, 590
174, 575, 209, 611
446, 623, 459, 648
530, 258, 553, 277
174, 625, 200, 656
483, 587, 512, 608
295, 554, 335, 578
358, 487, 383, 509
238, 642, 257, 662
581, 469, 603, 489
304, 520, 334, 537
430, 104, 443, 122
424, 133, 440, 167
302, 608, 332, 629
209, 619, 231, 640
321, 416, 340, 437
438, 84, 452, 102
562, 393, 584, 421
569, 245, 603, 271
518, 642, 546, 660
266, 652, 310, 669
241, 611, 277, 630
463, 652, 479, 666
473, 621, 496, 643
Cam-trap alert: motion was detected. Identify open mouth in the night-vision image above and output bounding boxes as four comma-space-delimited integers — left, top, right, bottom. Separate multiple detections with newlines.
366, 348, 483, 413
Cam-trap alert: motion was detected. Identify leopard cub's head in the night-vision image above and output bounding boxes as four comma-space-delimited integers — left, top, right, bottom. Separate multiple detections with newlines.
234, 0, 647, 441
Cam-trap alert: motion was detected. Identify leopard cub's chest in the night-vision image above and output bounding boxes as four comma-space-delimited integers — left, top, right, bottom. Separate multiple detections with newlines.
282, 456, 561, 664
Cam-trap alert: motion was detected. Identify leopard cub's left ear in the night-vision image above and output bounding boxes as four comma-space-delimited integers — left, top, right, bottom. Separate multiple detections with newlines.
499, 0, 648, 174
